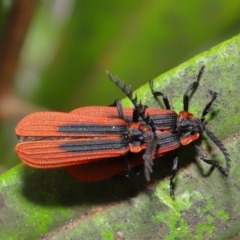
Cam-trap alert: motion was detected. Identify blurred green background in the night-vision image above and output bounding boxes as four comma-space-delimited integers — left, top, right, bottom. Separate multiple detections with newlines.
0, 0, 240, 173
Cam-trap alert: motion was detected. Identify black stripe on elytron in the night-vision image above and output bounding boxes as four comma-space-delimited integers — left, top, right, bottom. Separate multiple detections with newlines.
157, 132, 180, 148
58, 123, 127, 135
59, 138, 129, 153
148, 114, 177, 127
121, 113, 177, 128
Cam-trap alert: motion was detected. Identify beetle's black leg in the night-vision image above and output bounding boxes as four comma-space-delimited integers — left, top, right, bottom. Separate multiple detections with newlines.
193, 144, 228, 176
112, 99, 125, 119
143, 155, 153, 182
123, 155, 131, 177
200, 90, 217, 123
149, 79, 171, 110
183, 66, 205, 111
112, 99, 140, 121
169, 150, 178, 197
142, 138, 159, 181
204, 129, 231, 174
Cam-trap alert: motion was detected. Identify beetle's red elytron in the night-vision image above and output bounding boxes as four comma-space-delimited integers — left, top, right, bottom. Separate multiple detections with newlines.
15, 66, 230, 196
15, 106, 179, 181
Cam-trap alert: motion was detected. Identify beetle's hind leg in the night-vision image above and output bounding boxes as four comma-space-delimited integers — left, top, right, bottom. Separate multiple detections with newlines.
193, 144, 228, 176
169, 150, 179, 198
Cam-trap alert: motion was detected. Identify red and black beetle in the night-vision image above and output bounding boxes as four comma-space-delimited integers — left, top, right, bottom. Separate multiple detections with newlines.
15, 66, 230, 196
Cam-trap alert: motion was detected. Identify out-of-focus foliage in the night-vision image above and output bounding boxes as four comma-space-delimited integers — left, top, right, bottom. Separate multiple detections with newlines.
1, 0, 240, 171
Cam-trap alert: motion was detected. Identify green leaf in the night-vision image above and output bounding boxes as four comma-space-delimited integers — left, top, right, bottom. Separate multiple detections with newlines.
1, 35, 240, 239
